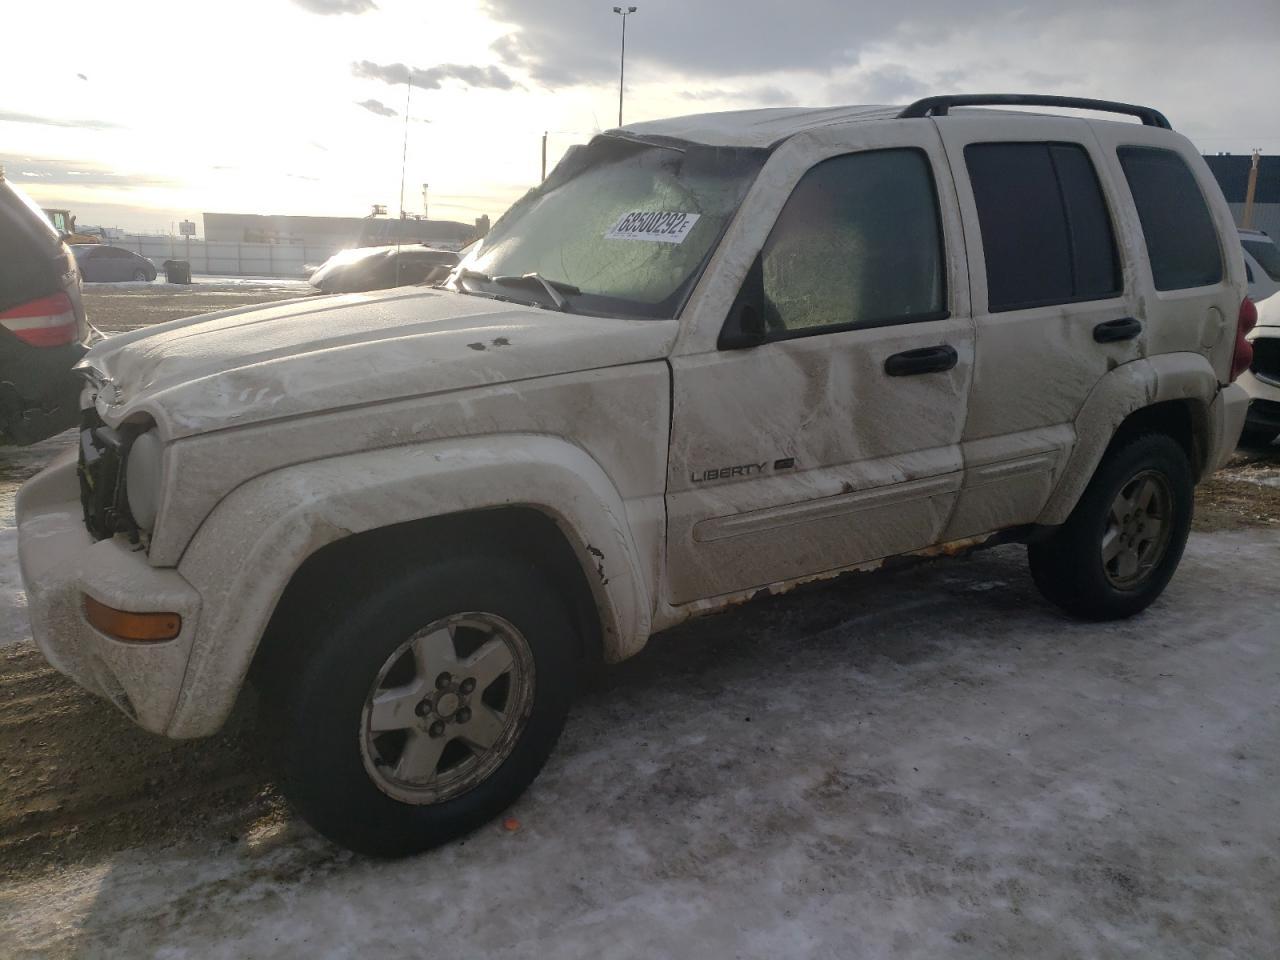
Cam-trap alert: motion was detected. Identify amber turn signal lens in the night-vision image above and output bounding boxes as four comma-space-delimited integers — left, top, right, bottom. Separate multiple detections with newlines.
83, 595, 181, 642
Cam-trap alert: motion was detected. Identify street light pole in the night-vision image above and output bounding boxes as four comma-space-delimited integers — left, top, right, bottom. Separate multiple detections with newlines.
612, 6, 637, 127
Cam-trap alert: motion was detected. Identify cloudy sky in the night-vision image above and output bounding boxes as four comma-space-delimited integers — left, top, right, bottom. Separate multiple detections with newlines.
2, 0, 1277, 234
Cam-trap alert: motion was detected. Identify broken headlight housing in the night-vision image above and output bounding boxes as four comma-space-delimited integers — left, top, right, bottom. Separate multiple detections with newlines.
79, 416, 162, 542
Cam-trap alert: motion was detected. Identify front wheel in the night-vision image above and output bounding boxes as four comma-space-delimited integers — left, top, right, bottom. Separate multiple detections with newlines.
1028, 433, 1193, 621
132, 268, 149, 281
266, 553, 576, 856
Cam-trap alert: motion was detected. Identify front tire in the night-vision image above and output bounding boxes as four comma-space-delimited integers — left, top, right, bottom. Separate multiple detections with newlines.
133, 268, 149, 281
267, 553, 576, 857
1028, 433, 1193, 621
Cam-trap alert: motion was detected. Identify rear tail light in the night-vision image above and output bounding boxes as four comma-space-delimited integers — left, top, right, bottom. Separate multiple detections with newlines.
0, 292, 78, 347
1231, 297, 1258, 382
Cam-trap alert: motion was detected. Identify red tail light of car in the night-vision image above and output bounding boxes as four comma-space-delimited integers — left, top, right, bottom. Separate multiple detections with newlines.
0, 292, 79, 348
1231, 297, 1257, 382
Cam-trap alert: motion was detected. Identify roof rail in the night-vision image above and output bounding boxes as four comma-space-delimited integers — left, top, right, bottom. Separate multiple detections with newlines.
898, 94, 1172, 130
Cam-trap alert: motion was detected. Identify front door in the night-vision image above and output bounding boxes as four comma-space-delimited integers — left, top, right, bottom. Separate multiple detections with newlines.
665, 127, 974, 605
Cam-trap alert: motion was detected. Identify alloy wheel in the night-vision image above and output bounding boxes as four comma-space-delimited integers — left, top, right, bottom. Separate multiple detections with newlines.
1100, 469, 1174, 589
359, 612, 535, 804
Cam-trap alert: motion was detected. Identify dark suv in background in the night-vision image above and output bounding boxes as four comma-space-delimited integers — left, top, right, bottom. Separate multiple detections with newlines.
0, 171, 97, 444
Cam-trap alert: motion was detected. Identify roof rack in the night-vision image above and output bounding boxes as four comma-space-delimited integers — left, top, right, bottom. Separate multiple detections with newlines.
898, 94, 1172, 130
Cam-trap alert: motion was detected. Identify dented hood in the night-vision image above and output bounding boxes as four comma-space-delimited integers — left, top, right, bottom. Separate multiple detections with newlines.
84, 287, 678, 439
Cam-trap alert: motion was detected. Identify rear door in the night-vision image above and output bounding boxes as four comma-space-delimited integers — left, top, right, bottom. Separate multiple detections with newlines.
934, 117, 1138, 539
664, 124, 975, 604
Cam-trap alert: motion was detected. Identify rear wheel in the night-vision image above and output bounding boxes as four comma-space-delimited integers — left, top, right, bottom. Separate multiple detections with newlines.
265, 553, 576, 856
1028, 433, 1193, 620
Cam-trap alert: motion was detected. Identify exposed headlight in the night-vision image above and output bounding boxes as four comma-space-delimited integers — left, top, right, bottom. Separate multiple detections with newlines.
126, 429, 164, 532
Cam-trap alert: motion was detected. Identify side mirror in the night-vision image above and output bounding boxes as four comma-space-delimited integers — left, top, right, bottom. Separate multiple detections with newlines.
717, 256, 768, 350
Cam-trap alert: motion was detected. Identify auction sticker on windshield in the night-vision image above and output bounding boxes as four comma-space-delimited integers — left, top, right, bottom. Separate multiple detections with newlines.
604, 211, 701, 244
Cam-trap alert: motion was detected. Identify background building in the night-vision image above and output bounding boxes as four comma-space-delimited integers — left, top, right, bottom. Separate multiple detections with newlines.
1203, 154, 1280, 239
202, 212, 489, 251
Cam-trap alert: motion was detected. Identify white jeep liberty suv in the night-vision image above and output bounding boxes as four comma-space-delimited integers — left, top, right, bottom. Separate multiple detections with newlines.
17, 95, 1254, 856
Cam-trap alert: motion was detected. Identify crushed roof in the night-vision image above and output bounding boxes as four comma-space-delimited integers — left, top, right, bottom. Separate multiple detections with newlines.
617, 105, 900, 148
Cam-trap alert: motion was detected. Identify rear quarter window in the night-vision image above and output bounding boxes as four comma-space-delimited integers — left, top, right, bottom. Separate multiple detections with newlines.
1117, 147, 1223, 291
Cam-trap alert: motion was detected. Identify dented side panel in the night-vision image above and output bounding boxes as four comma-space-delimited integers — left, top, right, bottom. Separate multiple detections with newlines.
172, 431, 666, 738
1036, 352, 1222, 526
662, 118, 976, 607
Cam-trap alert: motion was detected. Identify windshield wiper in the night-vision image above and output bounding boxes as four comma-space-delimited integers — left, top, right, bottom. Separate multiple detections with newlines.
492, 273, 579, 312
451, 267, 492, 294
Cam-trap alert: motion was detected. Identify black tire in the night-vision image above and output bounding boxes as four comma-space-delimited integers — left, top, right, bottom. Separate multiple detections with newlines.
1028, 433, 1193, 621
266, 553, 576, 857
133, 268, 149, 281
1238, 426, 1277, 449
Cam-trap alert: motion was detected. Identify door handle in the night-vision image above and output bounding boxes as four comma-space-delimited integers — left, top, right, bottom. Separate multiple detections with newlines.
884, 344, 958, 377
1093, 317, 1143, 343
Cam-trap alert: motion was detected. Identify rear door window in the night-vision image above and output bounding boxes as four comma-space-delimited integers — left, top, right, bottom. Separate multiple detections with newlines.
964, 142, 1120, 312
1117, 146, 1223, 291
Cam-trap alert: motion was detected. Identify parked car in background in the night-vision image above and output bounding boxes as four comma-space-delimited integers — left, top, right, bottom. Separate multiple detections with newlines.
1240, 228, 1280, 302
308, 244, 459, 293
0, 172, 97, 444
1239, 289, 1280, 446
71, 244, 158, 283
17, 95, 1252, 856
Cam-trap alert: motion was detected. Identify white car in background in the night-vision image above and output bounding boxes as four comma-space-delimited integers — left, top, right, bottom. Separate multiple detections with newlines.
1239, 288, 1280, 446
1240, 228, 1280, 302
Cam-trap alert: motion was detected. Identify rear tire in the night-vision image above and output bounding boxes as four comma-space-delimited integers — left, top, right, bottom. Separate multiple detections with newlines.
1028, 433, 1193, 621
265, 552, 576, 857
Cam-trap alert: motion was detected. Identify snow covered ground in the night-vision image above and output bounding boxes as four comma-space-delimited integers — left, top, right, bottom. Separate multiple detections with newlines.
1, 528, 1276, 958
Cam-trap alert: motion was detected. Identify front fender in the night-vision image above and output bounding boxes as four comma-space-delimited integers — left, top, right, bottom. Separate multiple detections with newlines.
1037, 353, 1219, 526
167, 434, 656, 737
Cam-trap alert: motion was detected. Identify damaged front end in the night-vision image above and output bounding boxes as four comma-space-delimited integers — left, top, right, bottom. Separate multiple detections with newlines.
74, 366, 152, 546
77, 411, 149, 544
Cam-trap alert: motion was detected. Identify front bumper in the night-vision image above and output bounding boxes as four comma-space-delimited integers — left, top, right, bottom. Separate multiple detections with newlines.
16, 449, 202, 733
1237, 364, 1280, 434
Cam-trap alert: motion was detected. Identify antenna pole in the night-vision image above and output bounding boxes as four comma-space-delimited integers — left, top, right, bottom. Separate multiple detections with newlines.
395, 78, 412, 271
398, 79, 412, 222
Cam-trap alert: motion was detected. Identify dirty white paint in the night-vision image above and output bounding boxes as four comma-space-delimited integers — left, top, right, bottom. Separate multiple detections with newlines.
14, 105, 1251, 748
622, 104, 901, 148
85, 288, 678, 440
2, 531, 1276, 958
